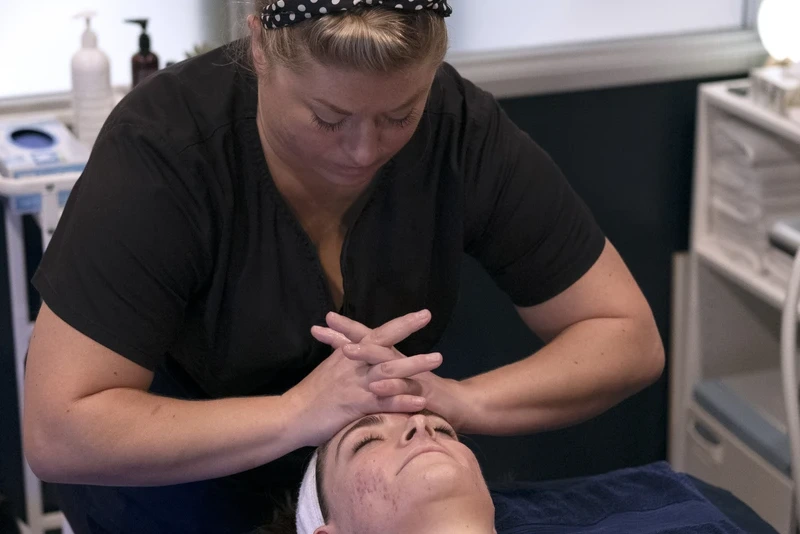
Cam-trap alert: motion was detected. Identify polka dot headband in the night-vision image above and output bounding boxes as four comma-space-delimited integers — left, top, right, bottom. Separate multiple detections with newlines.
261, 0, 452, 30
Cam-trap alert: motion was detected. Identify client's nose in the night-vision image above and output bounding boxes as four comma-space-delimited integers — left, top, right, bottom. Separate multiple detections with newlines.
402, 414, 436, 443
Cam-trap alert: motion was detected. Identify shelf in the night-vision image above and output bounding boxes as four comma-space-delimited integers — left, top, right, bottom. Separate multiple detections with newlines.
674, 78, 800, 526
695, 238, 788, 312
702, 81, 800, 145
0, 86, 129, 129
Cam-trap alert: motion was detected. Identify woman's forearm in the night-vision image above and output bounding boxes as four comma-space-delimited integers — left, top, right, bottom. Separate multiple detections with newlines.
460, 316, 664, 435
26, 388, 304, 486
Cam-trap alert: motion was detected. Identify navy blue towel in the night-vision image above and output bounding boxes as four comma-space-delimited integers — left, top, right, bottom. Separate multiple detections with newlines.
491, 462, 745, 533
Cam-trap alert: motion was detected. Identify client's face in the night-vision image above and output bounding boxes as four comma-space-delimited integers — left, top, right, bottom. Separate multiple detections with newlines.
317, 410, 494, 534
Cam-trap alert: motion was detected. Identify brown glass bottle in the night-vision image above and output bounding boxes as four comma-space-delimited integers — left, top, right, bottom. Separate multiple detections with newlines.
126, 19, 159, 87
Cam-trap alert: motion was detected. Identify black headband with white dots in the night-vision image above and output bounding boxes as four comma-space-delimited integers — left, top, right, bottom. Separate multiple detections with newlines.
260, 0, 452, 30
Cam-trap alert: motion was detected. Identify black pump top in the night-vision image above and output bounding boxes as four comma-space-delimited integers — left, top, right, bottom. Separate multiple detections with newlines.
125, 19, 151, 55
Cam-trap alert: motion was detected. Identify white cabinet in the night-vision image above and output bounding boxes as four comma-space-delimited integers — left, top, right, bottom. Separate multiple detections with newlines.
671, 79, 800, 534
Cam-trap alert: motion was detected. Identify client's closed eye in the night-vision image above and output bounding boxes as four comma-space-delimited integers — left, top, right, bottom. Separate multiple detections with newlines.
434, 425, 457, 439
350, 421, 458, 455
353, 434, 383, 454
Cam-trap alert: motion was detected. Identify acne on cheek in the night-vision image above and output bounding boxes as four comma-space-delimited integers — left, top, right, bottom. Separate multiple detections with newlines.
346, 467, 399, 513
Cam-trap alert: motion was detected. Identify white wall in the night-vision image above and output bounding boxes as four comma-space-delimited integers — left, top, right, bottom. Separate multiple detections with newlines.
0, 0, 228, 99
446, 0, 746, 53
1, 0, 748, 98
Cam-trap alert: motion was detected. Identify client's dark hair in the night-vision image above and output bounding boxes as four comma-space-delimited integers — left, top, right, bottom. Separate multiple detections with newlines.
255, 491, 296, 534
257, 441, 332, 534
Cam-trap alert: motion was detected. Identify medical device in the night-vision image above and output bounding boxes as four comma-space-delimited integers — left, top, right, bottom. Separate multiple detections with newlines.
0, 117, 88, 215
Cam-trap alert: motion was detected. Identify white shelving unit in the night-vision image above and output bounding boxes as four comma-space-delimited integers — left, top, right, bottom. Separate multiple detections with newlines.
0, 88, 126, 534
670, 79, 800, 534
0, 106, 81, 534
3, 172, 79, 534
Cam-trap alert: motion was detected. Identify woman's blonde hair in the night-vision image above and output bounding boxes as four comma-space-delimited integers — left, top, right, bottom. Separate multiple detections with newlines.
250, 2, 448, 74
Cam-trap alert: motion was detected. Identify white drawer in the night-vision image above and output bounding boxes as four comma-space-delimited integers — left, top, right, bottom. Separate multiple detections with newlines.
686, 401, 794, 534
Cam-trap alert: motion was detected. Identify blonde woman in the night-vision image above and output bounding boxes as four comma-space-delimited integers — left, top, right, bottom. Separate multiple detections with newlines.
23, 2, 664, 532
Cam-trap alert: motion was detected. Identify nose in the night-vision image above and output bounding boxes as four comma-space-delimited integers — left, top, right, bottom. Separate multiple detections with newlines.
401, 414, 436, 444
343, 119, 380, 167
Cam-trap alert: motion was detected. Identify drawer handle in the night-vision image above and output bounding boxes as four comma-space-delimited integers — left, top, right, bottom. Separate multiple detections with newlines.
688, 419, 725, 464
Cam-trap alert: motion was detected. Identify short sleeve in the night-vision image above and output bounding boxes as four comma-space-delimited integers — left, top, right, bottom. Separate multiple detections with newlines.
462, 87, 606, 308
32, 124, 214, 370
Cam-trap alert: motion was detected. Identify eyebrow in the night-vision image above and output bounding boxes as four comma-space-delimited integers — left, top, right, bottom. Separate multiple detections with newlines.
336, 414, 386, 460
312, 87, 428, 116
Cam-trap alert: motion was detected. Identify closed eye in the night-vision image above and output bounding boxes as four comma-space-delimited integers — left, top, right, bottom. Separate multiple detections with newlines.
385, 110, 418, 129
312, 114, 345, 132
352, 434, 383, 454
434, 425, 458, 439
351, 423, 457, 456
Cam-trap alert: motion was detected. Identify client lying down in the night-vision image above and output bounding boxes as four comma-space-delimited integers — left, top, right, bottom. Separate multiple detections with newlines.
260, 407, 753, 534
255, 315, 750, 534
266, 409, 496, 534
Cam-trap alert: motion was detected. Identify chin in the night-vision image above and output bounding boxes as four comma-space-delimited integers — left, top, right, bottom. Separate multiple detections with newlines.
390, 463, 492, 530
422, 459, 469, 478
403, 459, 479, 496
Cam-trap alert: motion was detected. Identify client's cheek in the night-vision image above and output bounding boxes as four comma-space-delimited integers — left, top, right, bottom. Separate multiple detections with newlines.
344, 467, 399, 515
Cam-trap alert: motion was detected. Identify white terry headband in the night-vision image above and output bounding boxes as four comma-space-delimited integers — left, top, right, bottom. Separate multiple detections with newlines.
296, 451, 325, 534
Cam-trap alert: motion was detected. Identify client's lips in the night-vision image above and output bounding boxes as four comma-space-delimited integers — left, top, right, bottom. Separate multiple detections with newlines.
399, 445, 449, 473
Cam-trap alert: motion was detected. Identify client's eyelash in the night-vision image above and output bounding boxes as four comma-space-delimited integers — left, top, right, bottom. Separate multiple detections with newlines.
435, 425, 457, 439
352, 425, 458, 454
353, 434, 382, 454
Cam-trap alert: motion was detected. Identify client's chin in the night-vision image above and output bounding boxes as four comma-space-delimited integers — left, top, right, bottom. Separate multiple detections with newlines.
393, 458, 495, 534
401, 454, 489, 498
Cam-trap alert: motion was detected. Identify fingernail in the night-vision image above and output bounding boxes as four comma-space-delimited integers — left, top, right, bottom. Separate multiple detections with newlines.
412, 398, 425, 407
344, 344, 360, 353
427, 353, 442, 363
416, 310, 430, 319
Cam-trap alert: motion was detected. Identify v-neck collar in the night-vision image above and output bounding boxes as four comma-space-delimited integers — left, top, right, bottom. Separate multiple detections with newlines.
243, 116, 395, 314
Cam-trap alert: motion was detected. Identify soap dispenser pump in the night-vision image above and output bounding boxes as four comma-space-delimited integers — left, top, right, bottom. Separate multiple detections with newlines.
125, 18, 159, 87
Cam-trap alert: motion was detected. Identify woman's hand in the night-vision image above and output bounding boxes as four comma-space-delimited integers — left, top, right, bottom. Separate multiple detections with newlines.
283, 311, 444, 447
311, 312, 474, 433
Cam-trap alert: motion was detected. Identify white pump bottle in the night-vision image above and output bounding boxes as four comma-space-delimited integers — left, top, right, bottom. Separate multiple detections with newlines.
71, 11, 114, 148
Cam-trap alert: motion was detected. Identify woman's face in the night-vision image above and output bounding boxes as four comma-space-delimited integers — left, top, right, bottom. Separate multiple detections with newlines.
318, 411, 494, 534
254, 52, 438, 190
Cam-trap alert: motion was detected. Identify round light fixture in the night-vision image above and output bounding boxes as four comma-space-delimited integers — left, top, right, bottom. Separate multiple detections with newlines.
758, 0, 800, 63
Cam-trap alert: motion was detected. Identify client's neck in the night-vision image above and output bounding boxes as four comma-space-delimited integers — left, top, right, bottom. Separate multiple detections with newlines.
413, 518, 495, 534
400, 497, 496, 534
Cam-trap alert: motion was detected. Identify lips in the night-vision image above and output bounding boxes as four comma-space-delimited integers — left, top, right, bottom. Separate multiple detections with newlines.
398, 445, 450, 473
335, 165, 374, 177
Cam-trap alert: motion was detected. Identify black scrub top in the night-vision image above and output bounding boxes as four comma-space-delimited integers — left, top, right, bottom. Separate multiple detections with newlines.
33, 41, 605, 533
